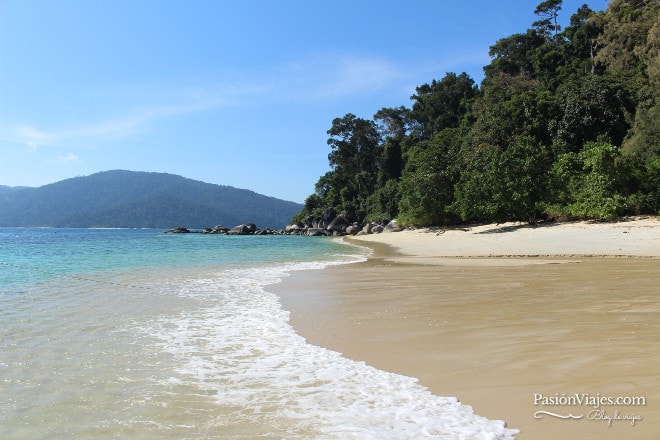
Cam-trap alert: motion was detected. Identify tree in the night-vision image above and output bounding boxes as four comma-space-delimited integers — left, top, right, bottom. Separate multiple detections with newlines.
373, 106, 408, 185
561, 5, 604, 76
398, 128, 463, 225
409, 72, 478, 140
549, 141, 628, 219
373, 106, 410, 139
533, 0, 563, 40
553, 74, 634, 152
292, 0, 660, 226
325, 114, 382, 219
365, 178, 400, 221
453, 136, 552, 223
484, 30, 546, 78
470, 73, 556, 148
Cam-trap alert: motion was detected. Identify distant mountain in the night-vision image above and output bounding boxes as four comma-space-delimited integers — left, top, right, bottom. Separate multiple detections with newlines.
0, 185, 29, 194
0, 170, 302, 229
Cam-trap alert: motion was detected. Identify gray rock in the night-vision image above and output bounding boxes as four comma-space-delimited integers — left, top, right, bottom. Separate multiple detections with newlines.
345, 225, 360, 235
228, 224, 258, 235
383, 219, 403, 233
371, 224, 384, 234
285, 221, 304, 233
326, 214, 350, 233
163, 227, 191, 233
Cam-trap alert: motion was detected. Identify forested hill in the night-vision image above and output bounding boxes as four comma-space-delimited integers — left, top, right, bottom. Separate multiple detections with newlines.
0, 170, 302, 229
295, 0, 660, 225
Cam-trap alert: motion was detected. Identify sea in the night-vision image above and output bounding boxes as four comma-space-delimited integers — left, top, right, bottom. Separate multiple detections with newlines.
1, 228, 516, 439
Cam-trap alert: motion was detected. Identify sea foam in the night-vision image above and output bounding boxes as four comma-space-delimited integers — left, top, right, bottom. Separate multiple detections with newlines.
141, 260, 518, 439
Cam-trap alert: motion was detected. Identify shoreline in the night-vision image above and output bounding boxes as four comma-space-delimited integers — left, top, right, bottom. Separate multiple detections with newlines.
273, 218, 660, 439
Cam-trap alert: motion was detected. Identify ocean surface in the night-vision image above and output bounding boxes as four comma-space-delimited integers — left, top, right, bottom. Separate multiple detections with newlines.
1, 228, 515, 439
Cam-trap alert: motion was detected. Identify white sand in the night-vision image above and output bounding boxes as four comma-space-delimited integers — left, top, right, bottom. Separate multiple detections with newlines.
277, 216, 660, 439
349, 217, 660, 264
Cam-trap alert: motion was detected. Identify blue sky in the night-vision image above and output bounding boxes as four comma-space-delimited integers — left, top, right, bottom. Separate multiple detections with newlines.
0, 0, 608, 203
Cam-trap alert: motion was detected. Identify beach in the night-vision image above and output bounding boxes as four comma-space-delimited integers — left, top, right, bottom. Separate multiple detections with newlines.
275, 217, 660, 439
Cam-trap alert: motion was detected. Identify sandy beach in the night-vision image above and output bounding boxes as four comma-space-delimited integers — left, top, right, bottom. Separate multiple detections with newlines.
274, 217, 660, 439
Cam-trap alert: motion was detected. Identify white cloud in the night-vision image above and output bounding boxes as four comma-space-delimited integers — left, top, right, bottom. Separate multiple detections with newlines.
277, 54, 404, 101
0, 50, 483, 154
56, 152, 81, 163
0, 101, 218, 151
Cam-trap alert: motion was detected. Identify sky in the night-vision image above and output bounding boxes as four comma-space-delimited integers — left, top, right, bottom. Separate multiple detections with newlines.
0, 0, 609, 203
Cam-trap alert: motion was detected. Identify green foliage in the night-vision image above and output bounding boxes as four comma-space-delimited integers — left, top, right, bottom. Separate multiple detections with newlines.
454, 136, 552, 223
398, 128, 463, 225
365, 179, 400, 221
533, 0, 563, 39
549, 141, 628, 219
296, 0, 660, 226
553, 74, 634, 151
409, 72, 478, 139
452, 145, 505, 222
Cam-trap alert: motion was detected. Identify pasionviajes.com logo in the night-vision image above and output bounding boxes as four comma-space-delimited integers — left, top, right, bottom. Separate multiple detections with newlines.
533, 393, 646, 427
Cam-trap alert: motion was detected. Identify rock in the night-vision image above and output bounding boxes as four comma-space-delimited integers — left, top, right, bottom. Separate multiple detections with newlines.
163, 227, 191, 233
322, 208, 337, 228
383, 219, 404, 233
345, 225, 360, 235
306, 228, 330, 236
303, 215, 315, 228
362, 222, 382, 234
326, 214, 350, 233
228, 223, 258, 235
285, 221, 304, 233
371, 224, 384, 234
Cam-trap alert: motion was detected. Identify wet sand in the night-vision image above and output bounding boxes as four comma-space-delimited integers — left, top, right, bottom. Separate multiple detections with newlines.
274, 219, 660, 439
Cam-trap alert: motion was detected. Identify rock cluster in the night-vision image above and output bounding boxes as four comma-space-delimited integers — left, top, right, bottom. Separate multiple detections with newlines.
163, 208, 406, 236
163, 224, 283, 235
285, 208, 403, 236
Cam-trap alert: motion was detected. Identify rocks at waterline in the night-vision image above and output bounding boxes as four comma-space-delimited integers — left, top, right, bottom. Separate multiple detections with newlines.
163, 217, 407, 236
163, 224, 278, 235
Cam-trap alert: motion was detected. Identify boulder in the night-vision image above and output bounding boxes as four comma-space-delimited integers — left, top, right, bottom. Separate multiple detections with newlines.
303, 215, 315, 228
326, 214, 350, 233
285, 221, 304, 233
322, 207, 337, 227
383, 219, 404, 233
245, 223, 258, 233
163, 227, 191, 233
371, 224, 385, 234
228, 224, 258, 235
362, 222, 382, 234
306, 228, 330, 236
345, 224, 360, 235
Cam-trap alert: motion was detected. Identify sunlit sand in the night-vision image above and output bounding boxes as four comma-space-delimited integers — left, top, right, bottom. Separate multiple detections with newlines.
275, 217, 660, 439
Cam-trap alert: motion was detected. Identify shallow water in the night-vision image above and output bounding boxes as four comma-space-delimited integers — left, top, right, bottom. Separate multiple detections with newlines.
0, 228, 516, 439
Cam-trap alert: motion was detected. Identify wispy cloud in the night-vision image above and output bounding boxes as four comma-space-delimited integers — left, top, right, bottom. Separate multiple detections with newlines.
0, 50, 485, 152
1, 101, 220, 150
56, 152, 81, 163
276, 54, 404, 101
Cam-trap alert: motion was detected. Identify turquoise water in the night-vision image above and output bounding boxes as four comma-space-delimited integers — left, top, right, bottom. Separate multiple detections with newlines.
0, 228, 350, 288
0, 228, 515, 439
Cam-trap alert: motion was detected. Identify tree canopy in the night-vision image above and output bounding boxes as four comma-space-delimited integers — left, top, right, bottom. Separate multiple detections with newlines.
295, 0, 660, 225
